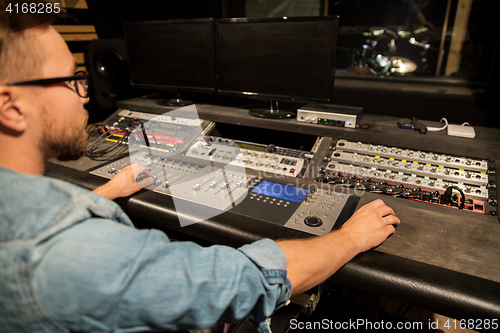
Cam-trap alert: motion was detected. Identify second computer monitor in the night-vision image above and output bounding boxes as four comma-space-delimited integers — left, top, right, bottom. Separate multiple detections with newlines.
216, 16, 338, 105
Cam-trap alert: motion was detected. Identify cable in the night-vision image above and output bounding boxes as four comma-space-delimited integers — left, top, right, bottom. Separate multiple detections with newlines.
442, 185, 466, 210
85, 126, 131, 161
427, 118, 448, 132
356, 123, 371, 129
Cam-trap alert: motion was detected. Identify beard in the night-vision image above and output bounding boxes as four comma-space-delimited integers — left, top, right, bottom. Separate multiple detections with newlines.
41, 111, 89, 161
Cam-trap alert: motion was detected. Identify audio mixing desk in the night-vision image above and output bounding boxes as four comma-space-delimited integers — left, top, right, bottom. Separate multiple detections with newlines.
46, 101, 500, 323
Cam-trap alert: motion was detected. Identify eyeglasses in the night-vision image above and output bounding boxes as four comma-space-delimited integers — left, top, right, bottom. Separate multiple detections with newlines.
6, 71, 89, 98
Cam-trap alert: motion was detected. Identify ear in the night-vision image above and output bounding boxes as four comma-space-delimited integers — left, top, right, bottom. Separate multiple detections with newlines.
0, 85, 27, 133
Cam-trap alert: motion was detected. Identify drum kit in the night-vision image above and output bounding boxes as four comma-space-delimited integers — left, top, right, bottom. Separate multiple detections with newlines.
350, 26, 434, 76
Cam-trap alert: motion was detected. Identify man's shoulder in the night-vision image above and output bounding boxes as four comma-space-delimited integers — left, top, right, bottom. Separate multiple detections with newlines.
0, 167, 131, 241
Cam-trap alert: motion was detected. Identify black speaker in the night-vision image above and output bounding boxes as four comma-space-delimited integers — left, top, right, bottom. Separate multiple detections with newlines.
87, 39, 130, 111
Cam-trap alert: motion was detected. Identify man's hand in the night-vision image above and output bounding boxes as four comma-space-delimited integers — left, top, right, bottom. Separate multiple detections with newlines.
278, 199, 400, 295
340, 199, 400, 253
93, 164, 154, 200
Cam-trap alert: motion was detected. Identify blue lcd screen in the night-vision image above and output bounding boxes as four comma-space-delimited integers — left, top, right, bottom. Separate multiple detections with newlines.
251, 181, 309, 202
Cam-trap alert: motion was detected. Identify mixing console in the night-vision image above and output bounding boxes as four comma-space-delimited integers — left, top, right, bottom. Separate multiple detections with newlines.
315, 139, 497, 215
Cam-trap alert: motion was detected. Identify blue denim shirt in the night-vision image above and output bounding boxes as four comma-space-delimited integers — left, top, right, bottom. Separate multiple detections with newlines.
0, 166, 292, 332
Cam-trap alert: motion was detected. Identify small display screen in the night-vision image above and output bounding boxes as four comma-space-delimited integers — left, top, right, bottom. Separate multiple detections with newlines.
236, 142, 266, 151
251, 181, 308, 202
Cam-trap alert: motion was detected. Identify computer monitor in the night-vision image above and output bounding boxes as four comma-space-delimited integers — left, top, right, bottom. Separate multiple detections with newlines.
216, 16, 338, 118
124, 19, 216, 106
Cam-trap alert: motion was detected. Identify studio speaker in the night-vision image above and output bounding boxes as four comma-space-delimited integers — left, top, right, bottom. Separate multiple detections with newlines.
87, 39, 130, 111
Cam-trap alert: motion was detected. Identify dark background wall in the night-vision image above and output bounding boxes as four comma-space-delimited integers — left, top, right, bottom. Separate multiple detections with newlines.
67, 0, 500, 128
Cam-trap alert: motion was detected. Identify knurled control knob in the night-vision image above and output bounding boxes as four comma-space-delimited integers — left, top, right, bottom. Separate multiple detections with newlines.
304, 215, 323, 227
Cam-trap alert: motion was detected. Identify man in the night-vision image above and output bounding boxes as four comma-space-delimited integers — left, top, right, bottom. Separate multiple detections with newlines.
0, 5, 400, 333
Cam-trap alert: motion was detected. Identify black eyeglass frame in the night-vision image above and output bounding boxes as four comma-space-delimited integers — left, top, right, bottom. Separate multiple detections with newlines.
6, 71, 89, 98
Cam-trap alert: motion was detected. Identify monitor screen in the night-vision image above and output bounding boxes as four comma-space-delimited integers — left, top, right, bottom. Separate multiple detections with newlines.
216, 16, 338, 103
124, 19, 216, 93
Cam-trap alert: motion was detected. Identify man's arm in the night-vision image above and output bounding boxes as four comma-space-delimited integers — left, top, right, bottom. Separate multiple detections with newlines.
415, 11, 434, 29
277, 199, 399, 295
93, 164, 154, 200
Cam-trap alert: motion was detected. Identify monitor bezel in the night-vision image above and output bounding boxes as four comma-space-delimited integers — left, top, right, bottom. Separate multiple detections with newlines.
123, 18, 217, 93
215, 16, 339, 103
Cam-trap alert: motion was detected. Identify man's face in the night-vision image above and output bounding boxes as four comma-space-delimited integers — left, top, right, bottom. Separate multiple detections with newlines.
33, 26, 89, 161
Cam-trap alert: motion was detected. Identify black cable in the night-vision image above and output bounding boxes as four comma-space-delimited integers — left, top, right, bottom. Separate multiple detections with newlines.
85, 127, 131, 161
442, 185, 466, 210
356, 123, 371, 129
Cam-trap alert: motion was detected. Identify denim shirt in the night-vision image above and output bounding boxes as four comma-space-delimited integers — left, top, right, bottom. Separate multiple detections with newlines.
0, 166, 292, 333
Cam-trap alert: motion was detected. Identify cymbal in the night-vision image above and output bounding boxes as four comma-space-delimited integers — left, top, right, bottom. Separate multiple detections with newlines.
397, 26, 429, 39
388, 57, 417, 73
362, 27, 398, 39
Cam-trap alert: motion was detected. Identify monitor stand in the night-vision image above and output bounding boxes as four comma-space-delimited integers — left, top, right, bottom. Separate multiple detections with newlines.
249, 101, 296, 119
156, 92, 193, 107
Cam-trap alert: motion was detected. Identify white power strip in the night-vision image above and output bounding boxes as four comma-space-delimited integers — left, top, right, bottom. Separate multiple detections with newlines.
447, 124, 476, 138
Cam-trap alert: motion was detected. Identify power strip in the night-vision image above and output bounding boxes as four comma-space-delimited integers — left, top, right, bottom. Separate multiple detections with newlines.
447, 124, 475, 138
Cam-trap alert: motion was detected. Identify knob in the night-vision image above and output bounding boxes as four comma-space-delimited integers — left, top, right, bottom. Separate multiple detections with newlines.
267, 144, 276, 153
304, 216, 322, 227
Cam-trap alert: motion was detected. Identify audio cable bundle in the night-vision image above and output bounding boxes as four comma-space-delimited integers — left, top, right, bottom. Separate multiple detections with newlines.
85, 124, 130, 161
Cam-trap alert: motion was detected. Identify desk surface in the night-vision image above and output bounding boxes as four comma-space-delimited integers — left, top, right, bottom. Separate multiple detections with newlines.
118, 97, 500, 160
47, 99, 500, 323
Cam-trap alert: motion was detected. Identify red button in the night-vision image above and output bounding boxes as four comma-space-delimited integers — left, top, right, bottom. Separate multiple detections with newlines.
290, 169, 295, 173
